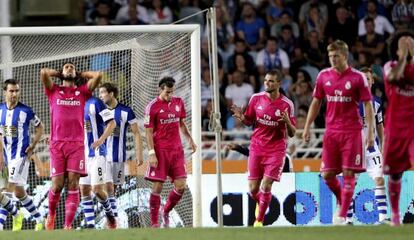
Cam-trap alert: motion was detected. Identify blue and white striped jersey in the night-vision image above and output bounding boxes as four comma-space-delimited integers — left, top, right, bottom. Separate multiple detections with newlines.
106, 103, 137, 162
359, 97, 383, 149
0, 102, 41, 164
84, 97, 114, 158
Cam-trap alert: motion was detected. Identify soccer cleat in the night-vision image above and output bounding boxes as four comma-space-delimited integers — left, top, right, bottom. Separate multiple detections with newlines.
151, 223, 160, 228
63, 225, 73, 230
45, 215, 55, 230
106, 215, 117, 229
12, 210, 24, 231
253, 220, 263, 227
162, 211, 170, 228
378, 218, 391, 225
35, 221, 44, 231
391, 214, 401, 226
333, 216, 347, 226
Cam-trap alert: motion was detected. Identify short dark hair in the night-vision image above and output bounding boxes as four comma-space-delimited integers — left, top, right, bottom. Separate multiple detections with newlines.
3, 79, 20, 91
100, 82, 118, 98
158, 77, 176, 89
364, 17, 375, 25
266, 69, 283, 81
359, 67, 372, 73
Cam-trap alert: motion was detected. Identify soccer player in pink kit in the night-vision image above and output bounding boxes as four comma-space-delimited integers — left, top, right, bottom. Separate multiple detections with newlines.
40, 63, 102, 230
144, 77, 197, 228
302, 40, 376, 224
382, 32, 414, 226
231, 69, 296, 227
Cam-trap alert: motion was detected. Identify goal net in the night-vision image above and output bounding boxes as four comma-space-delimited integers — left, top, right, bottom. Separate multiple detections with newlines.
0, 25, 202, 229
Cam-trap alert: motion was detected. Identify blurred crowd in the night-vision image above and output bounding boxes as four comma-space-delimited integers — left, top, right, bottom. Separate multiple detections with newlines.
79, 0, 414, 135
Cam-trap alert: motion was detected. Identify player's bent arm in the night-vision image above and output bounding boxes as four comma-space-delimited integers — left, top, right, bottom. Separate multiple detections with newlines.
40, 68, 59, 90
82, 71, 103, 92
363, 100, 375, 147
31, 122, 45, 148
0, 136, 4, 170
99, 119, 116, 144
286, 120, 296, 138
130, 123, 143, 165
303, 98, 322, 131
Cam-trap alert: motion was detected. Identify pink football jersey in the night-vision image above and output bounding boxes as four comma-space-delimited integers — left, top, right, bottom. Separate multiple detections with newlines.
45, 83, 92, 142
144, 97, 186, 149
313, 67, 372, 132
244, 92, 296, 155
383, 61, 414, 138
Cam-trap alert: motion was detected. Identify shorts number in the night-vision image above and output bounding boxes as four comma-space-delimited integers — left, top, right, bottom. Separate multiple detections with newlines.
79, 160, 84, 169
117, 170, 122, 179
98, 167, 103, 176
10, 167, 15, 176
373, 156, 381, 165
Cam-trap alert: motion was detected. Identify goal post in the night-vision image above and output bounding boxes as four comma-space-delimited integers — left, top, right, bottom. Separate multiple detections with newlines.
0, 25, 202, 228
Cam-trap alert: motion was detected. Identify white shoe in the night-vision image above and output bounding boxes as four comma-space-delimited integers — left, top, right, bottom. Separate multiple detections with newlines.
333, 216, 347, 225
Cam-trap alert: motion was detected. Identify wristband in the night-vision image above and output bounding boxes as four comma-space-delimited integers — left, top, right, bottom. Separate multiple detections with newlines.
148, 149, 155, 155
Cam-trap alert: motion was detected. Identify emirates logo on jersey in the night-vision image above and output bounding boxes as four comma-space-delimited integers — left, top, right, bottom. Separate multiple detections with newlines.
345, 81, 352, 90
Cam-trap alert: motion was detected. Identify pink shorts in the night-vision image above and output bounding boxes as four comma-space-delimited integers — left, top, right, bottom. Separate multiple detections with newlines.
383, 135, 414, 174
49, 141, 86, 177
145, 148, 187, 182
321, 130, 365, 174
248, 150, 285, 182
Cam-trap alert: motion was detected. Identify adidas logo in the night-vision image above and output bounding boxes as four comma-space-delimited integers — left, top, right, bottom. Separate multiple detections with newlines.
325, 81, 332, 86
258, 106, 263, 110
160, 109, 164, 113
59, 91, 64, 94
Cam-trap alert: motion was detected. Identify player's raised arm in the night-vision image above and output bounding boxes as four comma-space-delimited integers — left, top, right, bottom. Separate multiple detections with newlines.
386, 37, 410, 83
179, 118, 197, 154
81, 71, 103, 92
40, 68, 60, 90
130, 123, 143, 166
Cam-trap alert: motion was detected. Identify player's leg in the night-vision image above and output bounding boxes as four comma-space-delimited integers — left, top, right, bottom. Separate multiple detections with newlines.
337, 131, 365, 224
80, 184, 95, 228
64, 141, 87, 229
91, 156, 115, 229
80, 157, 95, 229
145, 149, 169, 228
47, 141, 66, 230
106, 161, 125, 223
163, 178, 186, 228
374, 176, 389, 223
255, 177, 273, 226
247, 152, 263, 202
46, 175, 64, 230
162, 148, 187, 227
320, 131, 342, 206
10, 157, 44, 230
383, 137, 413, 226
64, 172, 81, 229
346, 173, 360, 224
0, 192, 18, 230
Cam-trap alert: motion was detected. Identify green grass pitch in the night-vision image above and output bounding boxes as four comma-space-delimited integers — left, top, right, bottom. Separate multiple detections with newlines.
2, 225, 414, 240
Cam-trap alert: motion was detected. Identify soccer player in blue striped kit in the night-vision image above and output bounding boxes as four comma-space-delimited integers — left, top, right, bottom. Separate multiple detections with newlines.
98, 82, 143, 224
79, 96, 117, 229
0, 79, 45, 231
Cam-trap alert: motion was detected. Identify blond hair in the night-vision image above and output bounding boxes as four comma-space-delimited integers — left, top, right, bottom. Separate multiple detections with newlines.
327, 40, 349, 56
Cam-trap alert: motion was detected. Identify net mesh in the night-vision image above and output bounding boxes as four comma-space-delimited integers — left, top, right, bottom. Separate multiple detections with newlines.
0, 31, 194, 229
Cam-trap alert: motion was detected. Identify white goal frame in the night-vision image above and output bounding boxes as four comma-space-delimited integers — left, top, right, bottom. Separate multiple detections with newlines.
0, 25, 203, 227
